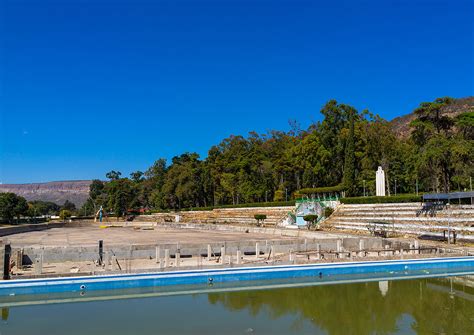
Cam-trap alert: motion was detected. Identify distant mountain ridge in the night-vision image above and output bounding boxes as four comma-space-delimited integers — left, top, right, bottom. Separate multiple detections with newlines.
0, 180, 92, 207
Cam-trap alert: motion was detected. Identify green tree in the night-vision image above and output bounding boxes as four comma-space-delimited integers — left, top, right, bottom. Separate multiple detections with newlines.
130, 171, 144, 183
106, 170, 122, 181
106, 178, 135, 217
254, 214, 267, 227
0, 193, 28, 223
409, 97, 470, 192
61, 200, 76, 212
28, 200, 60, 216
59, 209, 72, 221
303, 214, 319, 230
455, 112, 474, 140
143, 158, 168, 208
343, 106, 357, 196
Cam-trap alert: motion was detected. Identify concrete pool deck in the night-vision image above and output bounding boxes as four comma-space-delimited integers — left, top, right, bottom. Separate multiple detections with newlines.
2, 222, 347, 248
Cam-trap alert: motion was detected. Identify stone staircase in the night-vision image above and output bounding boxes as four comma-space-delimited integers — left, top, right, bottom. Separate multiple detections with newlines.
326, 202, 474, 241
139, 206, 294, 226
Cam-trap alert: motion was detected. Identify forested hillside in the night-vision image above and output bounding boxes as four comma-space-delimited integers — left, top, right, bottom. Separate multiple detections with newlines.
83, 97, 473, 216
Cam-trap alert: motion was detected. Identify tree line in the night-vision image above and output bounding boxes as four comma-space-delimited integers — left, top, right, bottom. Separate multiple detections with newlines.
80, 97, 473, 217
0, 193, 76, 223
2, 97, 471, 221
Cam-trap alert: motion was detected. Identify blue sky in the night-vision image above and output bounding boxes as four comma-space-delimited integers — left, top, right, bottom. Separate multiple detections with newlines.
1, 0, 473, 184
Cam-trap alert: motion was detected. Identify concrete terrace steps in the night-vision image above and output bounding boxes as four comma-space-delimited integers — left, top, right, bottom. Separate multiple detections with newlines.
138, 206, 293, 226
338, 203, 474, 210
327, 202, 474, 240
340, 203, 422, 208
336, 213, 474, 219
333, 216, 474, 223
331, 220, 474, 233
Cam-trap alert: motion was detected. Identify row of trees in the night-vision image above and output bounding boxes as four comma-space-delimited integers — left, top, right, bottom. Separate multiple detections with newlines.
82, 97, 472, 216
0, 193, 76, 223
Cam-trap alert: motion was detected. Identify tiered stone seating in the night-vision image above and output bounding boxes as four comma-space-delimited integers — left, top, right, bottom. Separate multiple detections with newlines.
139, 206, 293, 226
326, 202, 474, 240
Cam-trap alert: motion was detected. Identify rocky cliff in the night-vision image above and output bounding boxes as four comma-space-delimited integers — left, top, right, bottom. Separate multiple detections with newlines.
0, 180, 91, 207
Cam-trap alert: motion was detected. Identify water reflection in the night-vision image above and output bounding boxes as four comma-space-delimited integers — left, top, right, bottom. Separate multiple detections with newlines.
1, 308, 8, 321
207, 277, 474, 334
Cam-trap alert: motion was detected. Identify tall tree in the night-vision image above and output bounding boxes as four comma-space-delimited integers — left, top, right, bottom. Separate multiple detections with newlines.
342, 105, 357, 196
106, 170, 122, 181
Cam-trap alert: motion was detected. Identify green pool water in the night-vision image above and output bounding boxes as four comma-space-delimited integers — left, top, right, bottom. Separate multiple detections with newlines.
0, 276, 473, 334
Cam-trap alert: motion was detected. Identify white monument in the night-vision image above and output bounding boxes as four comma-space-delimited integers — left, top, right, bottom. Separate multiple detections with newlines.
376, 166, 386, 196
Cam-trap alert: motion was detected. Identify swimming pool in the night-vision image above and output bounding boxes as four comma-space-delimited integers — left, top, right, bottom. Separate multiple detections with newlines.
1, 274, 473, 334
1, 257, 473, 297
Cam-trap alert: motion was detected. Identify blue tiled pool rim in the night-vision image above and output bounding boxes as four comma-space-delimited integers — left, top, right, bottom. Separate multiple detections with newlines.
1, 256, 473, 297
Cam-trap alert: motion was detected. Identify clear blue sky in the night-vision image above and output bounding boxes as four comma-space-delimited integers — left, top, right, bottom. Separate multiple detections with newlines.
1, 0, 473, 184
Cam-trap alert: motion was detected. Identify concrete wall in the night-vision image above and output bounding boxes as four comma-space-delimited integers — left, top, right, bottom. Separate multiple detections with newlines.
0, 222, 66, 237
14, 235, 384, 264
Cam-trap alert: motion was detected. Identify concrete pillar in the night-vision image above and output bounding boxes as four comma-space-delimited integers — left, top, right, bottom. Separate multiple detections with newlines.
207, 244, 212, 261
164, 249, 170, 267
2, 243, 11, 280
127, 247, 133, 273
384, 245, 390, 256
414, 240, 420, 255
289, 249, 294, 263
98, 240, 104, 266
220, 246, 226, 264
337, 240, 344, 259
400, 247, 404, 259
175, 249, 181, 267
236, 250, 242, 265
155, 246, 160, 264
104, 252, 110, 270
316, 243, 321, 260
270, 245, 275, 261
16, 249, 23, 269
0, 242, 4, 280
111, 255, 118, 271
304, 239, 307, 252
359, 239, 365, 257
255, 243, 260, 259
34, 252, 43, 276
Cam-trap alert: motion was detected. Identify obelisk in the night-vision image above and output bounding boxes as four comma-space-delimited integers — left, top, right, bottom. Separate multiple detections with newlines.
376, 166, 386, 196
